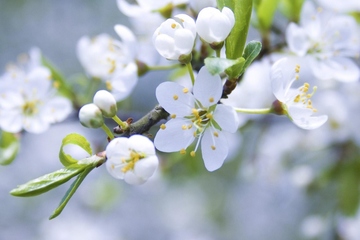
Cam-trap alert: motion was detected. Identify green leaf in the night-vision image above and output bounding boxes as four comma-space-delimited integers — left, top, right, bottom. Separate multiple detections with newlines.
278, 0, 304, 22
0, 131, 20, 165
242, 41, 262, 71
222, 0, 253, 60
49, 165, 94, 219
224, 58, 245, 79
204, 57, 244, 75
59, 133, 92, 167
254, 0, 280, 32
41, 56, 75, 100
10, 164, 87, 197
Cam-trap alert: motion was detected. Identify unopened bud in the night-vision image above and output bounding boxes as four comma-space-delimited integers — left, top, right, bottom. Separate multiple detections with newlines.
79, 103, 104, 128
93, 90, 117, 118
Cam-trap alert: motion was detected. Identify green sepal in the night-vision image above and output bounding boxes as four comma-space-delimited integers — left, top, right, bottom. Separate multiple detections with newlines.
204, 57, 244, 76
0, 130, 20, 165
59, 133, 92, 167
224, 58, 245, 79
10, 164, 87, 197
41, 56, 75, 101
217, 0, 253, 60
49, 165, 93, 219
242, 41, 262, 71
254, 0, 280, 32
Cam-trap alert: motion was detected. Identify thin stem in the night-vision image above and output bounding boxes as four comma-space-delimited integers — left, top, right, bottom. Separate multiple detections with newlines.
148, 63, 181, 71
101, 124, 115, 140
234, 107, 272, 114
186, 62, 195, 85
112, 115, 128, 130
216, 48, 221, 58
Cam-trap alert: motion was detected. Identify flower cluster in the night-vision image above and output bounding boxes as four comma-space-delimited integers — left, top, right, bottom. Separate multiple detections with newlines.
0, 48, 72, 134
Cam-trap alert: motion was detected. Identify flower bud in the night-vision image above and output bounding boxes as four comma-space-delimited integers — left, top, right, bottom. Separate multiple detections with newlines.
196, 7, 235, 45
93, 90, 117, 118
78, 103, 104, 128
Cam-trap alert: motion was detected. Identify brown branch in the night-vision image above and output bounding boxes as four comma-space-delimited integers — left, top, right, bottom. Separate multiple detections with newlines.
113, 105, 169, 137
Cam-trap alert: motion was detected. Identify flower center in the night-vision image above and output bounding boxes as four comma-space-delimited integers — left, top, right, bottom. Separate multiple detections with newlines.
293, 82, 318, 112
120, 150, 146, 173
190, 108, 213, 135
22, 100, 40, 116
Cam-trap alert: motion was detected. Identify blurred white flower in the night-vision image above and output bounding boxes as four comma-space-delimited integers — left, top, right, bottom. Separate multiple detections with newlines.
286, 1, 360, 82
0, 49, 72, 134
316, 0, 360, 13
300, 215, 326, 238
77, 25, 138, 101
189, 0, 216, 13
271, 58, 328, 130
290, 165, 314, 188
338, 209, 360, 240
153, 14, 196, 61
106, 135, 158, 185
196, 7, 235, 44
154, 66, 239, 171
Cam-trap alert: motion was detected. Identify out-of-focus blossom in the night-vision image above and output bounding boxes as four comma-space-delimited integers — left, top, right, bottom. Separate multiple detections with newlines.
154, 67, 239, 171
338, 210, 360, 240
196, 7, 235, 45
270, 58, 328, 129
106, 135, 158, 185
316, 0, 360, 13
0, 49, 72, 134
300, 215, 327, 239
153, 14, 196, 61
189, 0, 216, 13
286, 1, 360, 82
77, 25, 138, 101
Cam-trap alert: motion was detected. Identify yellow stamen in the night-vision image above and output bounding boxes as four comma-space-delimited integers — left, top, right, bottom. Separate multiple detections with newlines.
182, 88, 189, 93
160, 124, 166, 130
211, 145, 216, 150
213, 132, 219, 137
209, 97, 214, 103
190, 151, 196, 157
180, 149, 186, 155
173, 94, 179, 100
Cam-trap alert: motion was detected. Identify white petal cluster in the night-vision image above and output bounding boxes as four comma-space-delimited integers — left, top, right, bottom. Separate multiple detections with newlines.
286, 1, 360, 82
196, 7, 235, 44
0, 49, 72, 134
106, 135, 158, 185
77, 25, 138, 101
270, 58, 328, 130
153, 14, 196, 61
154, 66, 239, 171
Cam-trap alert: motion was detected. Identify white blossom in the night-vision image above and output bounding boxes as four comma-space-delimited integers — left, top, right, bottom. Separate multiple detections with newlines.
270, 58, 328, 130
196, 7, 235, 44
153, 14, 196, 61
93, 90, 117, 118
106, 135, 158, 185
78, 103, 104, 129
286, 1, 360, 82
154, 66, 239, 171
189, 0, 217, 13
0, 49, 72, 134
77, 25, 138, 101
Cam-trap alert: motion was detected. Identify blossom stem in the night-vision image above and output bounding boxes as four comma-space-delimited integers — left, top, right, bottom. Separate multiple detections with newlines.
148, 63, 181, 71
186, 62, 195, 85
112, 115, 128, 130
234, 107, 272, 114
101, 124, 115, 140
216, 48, 221, 58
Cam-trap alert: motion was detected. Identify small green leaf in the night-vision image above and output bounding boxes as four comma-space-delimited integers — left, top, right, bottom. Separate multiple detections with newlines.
242, 41, 262, 70
41, 56, 75, 100
204, 57, 243, 75
0, 131, 20, 165
59, 133, 92, 167
49, 165, 94, 219
254, 0, 280, 32
224, 58, 245, 79
10, 164, 87, 197
223, 0, 253, 60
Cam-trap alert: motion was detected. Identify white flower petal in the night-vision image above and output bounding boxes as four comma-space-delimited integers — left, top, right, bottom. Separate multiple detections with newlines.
134, 155, 158, 180
0, 110, 23, 133
41, 97, 72, 123
106, 137, 130, 160
110, 62, 138, 101
23, 115, 50, 134
156, 82, 195, 116
286, 23, 310, 56
201, 128, 228, 171
128, 135, 156, 155
124, 171, 146, 185
174, 29, 196, 55
288, 106, 328, 130
213, 104, 239, 133
193, 66, 222, 108
154, 118, 195, 152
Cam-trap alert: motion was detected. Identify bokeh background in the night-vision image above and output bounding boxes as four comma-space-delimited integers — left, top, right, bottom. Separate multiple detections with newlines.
0, 1, 359, 240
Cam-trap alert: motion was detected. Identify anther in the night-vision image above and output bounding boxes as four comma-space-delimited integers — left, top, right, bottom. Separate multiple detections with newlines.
190, 151, 196, 157
183, 88, 189, 93
160, 124, 166, 130
173, 94, 179, 100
